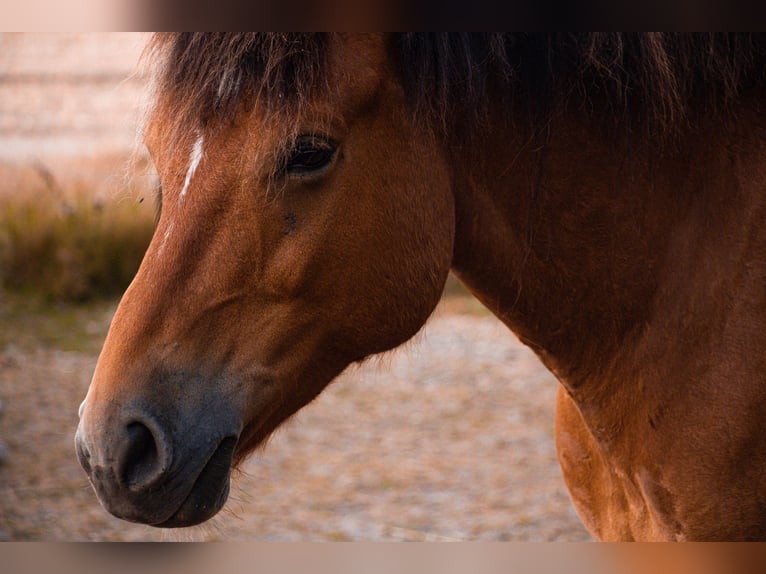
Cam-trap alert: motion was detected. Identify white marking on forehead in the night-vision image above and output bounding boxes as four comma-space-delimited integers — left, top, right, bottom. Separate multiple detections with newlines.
180, 134, 205, 199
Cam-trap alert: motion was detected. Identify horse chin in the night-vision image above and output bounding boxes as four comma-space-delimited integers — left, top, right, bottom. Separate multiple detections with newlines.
155, 436, 237, 528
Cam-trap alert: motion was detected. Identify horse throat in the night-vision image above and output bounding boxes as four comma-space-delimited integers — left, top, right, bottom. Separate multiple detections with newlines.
450, 120, 664, 395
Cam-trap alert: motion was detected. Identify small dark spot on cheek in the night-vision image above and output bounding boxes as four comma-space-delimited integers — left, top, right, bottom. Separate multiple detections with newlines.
283, 213, 297, 235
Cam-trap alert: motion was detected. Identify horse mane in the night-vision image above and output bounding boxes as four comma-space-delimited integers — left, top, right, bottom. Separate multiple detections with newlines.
147, 33, 766, 143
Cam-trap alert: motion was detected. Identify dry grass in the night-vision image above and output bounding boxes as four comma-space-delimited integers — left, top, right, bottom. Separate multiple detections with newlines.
0, 156, 157, 302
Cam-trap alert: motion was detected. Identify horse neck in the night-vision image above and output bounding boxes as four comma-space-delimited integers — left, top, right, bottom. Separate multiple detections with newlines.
449, 106, 766, 405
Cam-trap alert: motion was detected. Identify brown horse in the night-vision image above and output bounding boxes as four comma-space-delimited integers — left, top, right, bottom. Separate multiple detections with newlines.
75, 33, 766, 540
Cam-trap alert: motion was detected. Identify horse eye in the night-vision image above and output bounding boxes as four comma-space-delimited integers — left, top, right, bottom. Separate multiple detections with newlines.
284, 136, 336, 175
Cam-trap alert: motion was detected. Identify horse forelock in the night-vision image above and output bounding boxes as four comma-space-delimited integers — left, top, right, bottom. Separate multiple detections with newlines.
145, 33, 766, 145
145, 33, 328, 142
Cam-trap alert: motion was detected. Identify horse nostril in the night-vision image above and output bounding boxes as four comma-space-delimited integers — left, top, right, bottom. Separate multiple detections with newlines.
120, 421, 165, 490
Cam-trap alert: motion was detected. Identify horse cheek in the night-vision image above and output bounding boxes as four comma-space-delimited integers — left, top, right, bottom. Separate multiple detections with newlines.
346, 158, 454, 358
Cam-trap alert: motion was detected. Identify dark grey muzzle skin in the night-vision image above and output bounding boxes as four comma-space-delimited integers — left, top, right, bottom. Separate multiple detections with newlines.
74, 370, 242, 528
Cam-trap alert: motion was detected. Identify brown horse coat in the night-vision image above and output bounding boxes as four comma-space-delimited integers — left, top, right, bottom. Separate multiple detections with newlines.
76, 33, 766, 540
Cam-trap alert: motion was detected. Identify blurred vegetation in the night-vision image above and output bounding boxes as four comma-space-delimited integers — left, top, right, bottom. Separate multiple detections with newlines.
0, 159, 157, 302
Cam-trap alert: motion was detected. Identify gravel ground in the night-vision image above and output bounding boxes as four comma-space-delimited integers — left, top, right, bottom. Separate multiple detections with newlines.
0, 298, 591, 541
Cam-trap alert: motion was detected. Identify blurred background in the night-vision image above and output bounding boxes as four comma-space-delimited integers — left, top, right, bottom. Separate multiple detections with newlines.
0, 33, 589, 541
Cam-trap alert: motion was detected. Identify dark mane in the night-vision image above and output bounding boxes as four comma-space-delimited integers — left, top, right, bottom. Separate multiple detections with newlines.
147, 33, 766, 142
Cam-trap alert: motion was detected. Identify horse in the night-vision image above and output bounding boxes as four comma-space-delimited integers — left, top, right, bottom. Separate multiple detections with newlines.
74, 33, 766, 541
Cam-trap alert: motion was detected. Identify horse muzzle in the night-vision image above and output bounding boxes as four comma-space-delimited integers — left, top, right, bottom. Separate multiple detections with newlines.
74, 383, 241, 528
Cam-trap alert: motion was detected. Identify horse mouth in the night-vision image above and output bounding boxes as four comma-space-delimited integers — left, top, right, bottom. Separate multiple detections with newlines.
156, 436, 238, 528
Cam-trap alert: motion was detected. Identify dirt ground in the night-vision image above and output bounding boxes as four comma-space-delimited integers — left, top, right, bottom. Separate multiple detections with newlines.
0, 297, 591, 541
